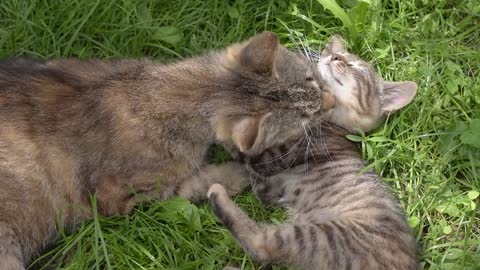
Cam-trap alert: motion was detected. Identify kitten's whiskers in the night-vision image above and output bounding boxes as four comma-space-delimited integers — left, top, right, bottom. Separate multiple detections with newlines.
252, 137, 304, 166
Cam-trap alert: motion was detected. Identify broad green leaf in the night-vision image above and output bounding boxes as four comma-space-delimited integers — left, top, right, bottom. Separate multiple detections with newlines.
289, 3, 299, 16
468, 190, 479, 200
408, 216, 420, 228
137, 3, 152, 27
375, 45, 391, 59
460, 119, 480, 149
444, 248, 464, 260
157, 198, 202, 231
366, 143, 373, 159
152, 26, 183, 46
346, 134, 363, 142
227, 6, 239, 19
435, 202, 460, 217
316, 0, 353, 31
443, 225, 452, 234
438, 121, 467, 154
347, 0, 370, 30
446, 80, 458, 93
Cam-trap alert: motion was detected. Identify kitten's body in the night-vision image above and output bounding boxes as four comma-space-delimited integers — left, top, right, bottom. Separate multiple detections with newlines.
208, 36, 419, 269
210, 123, 418, 270
0, 32, 332, 268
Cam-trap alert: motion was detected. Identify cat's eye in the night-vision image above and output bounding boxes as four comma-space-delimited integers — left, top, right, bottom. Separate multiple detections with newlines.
305, 69, 314, 81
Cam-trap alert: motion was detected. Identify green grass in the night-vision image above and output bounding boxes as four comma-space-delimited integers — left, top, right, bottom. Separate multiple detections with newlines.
1, 0, 479, 269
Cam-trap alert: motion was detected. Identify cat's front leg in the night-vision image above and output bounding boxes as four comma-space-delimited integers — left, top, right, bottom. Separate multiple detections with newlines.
175, 162, 250, 203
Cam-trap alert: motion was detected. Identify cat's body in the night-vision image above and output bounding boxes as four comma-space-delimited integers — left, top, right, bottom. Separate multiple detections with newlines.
207, 36, 419, 270
0, 32, 333, 269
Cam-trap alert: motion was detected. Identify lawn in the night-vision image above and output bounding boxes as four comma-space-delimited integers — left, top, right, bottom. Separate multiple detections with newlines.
1, 0, 479, 269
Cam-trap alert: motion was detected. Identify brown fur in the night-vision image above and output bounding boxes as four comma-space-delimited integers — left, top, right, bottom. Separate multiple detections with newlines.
0, 32, 333, 268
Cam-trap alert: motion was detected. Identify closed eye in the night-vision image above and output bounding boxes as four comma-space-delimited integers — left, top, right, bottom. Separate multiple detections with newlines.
306, 76, 314, 81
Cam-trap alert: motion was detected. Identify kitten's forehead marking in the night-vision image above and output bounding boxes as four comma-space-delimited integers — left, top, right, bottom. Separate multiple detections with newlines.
348, 60, 362, 67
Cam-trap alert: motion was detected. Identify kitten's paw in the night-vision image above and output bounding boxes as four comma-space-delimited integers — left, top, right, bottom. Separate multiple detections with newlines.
207, 183, 227, 199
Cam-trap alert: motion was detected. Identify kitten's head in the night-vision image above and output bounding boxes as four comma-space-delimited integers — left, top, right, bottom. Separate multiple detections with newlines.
215, 32, 335, 155
317, 35, 417, 132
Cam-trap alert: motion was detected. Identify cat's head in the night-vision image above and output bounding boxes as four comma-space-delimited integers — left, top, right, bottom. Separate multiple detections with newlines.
317, 35, 417, 132
215, 32, 335, 155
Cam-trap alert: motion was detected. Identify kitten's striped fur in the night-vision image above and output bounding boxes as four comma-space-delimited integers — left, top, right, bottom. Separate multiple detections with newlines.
207, 35, 418, 270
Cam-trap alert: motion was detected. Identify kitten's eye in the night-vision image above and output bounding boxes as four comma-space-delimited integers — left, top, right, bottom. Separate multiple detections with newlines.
306, 76, 314, 81
332, 54, 346, 63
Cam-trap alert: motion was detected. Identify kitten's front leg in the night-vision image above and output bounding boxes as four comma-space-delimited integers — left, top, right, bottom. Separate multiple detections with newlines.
176, 162, 250, 202
252, 174, 288, 207
207, 184, 290, 266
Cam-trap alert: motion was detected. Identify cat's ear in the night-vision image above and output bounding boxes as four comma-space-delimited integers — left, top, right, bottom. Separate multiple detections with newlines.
381, 81, 417, 114
231, 113, 271, 154
230, 31, 279, 75
322, 34, 346, 56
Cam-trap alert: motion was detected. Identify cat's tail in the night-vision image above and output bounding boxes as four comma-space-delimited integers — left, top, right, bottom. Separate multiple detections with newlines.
208, 184, 302, 267
0, 222, 26, 270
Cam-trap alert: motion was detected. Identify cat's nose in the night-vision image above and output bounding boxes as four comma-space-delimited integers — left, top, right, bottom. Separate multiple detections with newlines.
321, 90, 336, 112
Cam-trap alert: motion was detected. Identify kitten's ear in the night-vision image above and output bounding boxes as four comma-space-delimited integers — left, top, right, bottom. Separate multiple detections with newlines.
230, 31, 279, 75
231, 113, 271, 154
381, 81, 417, 114
322, 34, 346, 56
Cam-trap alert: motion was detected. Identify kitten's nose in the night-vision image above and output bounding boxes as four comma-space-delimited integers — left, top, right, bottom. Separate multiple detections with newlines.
321, 90, 336, 112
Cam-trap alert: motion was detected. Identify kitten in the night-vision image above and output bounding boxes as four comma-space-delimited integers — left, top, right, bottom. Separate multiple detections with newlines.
0, 32, 334, 269
207, 35, 419, 270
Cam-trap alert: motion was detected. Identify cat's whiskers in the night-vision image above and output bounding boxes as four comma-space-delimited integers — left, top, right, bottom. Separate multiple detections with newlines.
303, 122, 323, 162
294, 31, 313, 63
286, 136, 307, 171
304, 135, 310, 175
323, 122, 335, 161
314, 122, 334, 162
288, 30, 313, 62
302, 121, 316, 175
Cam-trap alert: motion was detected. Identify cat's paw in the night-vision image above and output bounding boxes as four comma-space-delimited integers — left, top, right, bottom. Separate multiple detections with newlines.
207, 183, 227, 199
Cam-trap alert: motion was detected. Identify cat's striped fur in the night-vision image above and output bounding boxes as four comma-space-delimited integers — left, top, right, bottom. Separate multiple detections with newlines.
207, 35, 419, 270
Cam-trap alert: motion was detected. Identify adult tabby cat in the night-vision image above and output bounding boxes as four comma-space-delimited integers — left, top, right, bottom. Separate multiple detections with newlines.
0, 32, 335, 269
207, 35, 419, 270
